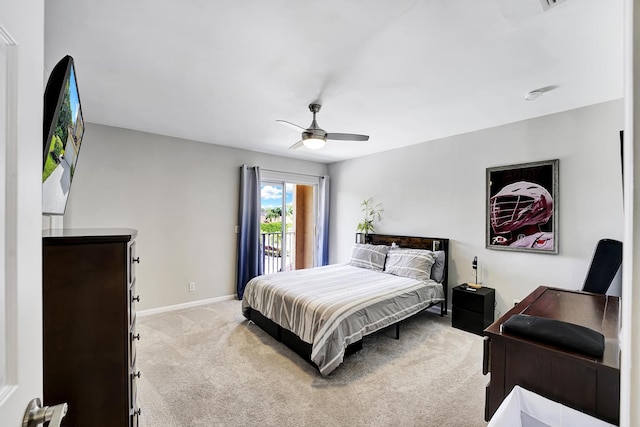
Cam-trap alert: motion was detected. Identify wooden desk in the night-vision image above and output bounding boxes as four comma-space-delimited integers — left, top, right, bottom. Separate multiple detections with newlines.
483, 286, 620, 425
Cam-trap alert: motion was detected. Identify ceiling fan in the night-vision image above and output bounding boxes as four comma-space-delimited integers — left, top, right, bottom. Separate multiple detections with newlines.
277, 103, 369, 150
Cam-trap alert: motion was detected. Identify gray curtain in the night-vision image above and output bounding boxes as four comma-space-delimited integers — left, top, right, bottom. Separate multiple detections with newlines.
316, 175, 330, 266
236, 165, 262, 299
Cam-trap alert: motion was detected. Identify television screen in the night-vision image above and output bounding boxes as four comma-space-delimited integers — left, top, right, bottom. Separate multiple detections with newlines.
42, 55, 84, 215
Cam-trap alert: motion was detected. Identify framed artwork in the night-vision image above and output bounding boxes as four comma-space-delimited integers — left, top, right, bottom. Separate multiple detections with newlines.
486, 159, 559, 254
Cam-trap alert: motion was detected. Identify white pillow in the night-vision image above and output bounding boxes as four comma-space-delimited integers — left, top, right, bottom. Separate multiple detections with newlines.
348, 244, 389, 272
384, 248, 436, 282
431, 250, 446, 283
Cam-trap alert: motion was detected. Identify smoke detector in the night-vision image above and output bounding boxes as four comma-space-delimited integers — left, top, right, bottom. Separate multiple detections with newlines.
539, 0, 569, 12
525, 90, 544, 101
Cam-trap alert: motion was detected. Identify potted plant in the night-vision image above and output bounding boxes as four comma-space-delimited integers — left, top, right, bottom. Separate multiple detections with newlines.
356, 198, 383, 243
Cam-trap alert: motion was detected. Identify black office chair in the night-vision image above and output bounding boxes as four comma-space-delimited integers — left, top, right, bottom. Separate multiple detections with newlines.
582, 239, 623, 295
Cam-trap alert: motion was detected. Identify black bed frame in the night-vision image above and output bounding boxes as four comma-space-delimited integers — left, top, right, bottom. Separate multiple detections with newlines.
367, 233, 449, 316
245, 234, 450, 370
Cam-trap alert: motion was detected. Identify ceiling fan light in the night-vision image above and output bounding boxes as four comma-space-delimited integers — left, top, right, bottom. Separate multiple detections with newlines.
303, 137, 326, 150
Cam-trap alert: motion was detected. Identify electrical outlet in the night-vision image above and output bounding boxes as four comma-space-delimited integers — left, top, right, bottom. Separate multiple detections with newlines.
189, 282, 196, 292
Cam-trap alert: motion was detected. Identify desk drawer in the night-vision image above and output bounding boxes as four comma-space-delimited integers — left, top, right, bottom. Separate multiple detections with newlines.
483, 336, 490, 374
485, 382, 491, 422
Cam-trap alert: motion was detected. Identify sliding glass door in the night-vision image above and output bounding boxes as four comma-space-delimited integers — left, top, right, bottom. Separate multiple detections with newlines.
260, 173, 319, 274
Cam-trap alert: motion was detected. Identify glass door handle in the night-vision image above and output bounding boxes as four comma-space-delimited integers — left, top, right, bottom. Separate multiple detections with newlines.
22, 398, 68, 427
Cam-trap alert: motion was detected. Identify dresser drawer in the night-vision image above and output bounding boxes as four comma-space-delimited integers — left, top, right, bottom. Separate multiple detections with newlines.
130, 386, 140, 427
129, 241, 137, 285
130, 320, 138, 367
130, 410, 140, 427
130, 359, 140, 409
129, 279, 139, 325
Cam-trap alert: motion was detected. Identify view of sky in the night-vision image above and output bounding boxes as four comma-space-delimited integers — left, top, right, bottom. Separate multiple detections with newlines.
69, 67, 81, 123
261, 183, 293, 209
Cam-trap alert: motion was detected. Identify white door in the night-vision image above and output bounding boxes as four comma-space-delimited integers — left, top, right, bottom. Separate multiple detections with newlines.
0, 24, 55, 426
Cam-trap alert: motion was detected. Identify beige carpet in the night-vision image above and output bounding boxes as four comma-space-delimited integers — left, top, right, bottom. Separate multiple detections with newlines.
136, 300, 488, 427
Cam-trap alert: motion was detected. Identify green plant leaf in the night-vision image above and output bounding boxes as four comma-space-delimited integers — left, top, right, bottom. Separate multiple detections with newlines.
356, 197, 382, 233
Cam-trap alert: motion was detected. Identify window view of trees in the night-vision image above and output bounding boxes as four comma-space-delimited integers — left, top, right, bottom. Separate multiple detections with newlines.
43, 73, 72, 183
260, 182, 298, 272
54, 79, 72, 147
43, 136, 64, 182
261, 205, 293, 228
260, 204, 294, 258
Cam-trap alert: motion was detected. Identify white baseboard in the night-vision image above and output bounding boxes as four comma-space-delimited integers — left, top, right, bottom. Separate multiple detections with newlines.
137, 294, 236, 317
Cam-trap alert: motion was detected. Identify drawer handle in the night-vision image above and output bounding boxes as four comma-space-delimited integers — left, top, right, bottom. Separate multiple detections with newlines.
132, 371, 141, 379
132, 257, 140, 264
132, 295, 140, 303
132, 333, 141, 341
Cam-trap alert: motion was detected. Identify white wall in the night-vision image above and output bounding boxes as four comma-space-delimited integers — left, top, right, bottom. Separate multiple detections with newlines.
329, 100, 624, 316
58, 100, 623, 316
60, 123, 328, 310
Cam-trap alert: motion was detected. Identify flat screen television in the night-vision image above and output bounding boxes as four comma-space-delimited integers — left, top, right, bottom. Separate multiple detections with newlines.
42, 55, 84, 215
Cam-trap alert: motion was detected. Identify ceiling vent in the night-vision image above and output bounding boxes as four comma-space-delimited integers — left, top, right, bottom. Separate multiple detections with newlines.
539, 0, 569, 12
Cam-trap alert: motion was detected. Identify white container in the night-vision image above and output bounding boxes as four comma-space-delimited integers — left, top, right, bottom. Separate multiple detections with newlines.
488, 386, 616, 427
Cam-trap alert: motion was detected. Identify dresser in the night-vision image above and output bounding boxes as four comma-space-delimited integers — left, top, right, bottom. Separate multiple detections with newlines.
452, 285, 495, 336
483, 286, 620, 425
43, 228, 141, 427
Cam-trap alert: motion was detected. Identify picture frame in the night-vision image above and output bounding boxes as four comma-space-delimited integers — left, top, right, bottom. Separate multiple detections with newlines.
486, 159, 559, 254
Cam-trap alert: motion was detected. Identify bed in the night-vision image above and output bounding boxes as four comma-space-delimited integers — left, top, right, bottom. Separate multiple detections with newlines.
242, 234, 449, 375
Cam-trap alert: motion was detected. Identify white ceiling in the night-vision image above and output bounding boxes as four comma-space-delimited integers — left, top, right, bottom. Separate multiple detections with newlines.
44, 0, 623, 164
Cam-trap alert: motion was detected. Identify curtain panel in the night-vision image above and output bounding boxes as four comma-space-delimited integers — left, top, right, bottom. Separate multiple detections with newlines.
317, 175, 330, 266
236, 165, 263, 299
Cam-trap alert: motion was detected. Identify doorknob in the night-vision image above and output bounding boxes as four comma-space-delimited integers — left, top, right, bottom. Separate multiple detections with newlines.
22, 398, 68, 427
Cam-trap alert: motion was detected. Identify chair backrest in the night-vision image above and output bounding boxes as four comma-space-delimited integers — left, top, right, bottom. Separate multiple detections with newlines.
582, 239, 623, 294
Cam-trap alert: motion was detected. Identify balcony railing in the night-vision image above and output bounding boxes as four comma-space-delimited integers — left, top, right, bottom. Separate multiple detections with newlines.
262, 231, 296, 274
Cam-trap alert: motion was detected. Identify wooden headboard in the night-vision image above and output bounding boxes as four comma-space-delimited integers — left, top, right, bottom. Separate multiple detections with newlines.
366, 233, 450, 315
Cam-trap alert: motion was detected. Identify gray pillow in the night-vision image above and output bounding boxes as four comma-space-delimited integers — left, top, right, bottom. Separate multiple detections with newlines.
348, 244, 389, 272
430, 250, 446, 283
384, 248, 436, 282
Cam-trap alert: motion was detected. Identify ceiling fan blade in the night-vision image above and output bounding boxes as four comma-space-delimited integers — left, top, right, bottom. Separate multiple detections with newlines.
276, 120, 307, 132
326, 133, 369, 141
288, 140, 305, 149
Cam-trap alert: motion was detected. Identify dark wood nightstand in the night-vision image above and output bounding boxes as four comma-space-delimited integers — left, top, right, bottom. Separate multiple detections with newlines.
452, 285, 495, 336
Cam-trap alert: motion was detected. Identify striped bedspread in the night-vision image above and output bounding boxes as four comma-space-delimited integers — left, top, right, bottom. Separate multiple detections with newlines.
242, 264, 444, 375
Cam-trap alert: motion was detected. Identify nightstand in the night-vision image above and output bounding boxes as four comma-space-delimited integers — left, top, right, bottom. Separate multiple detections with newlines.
452, 285, 495, 336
